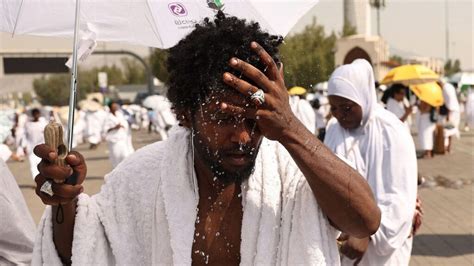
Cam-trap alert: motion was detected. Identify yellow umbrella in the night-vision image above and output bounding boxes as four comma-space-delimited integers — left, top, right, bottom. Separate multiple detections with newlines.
381, 64, 439, 86
288, 86, 307, 96
410, 82, 444, 107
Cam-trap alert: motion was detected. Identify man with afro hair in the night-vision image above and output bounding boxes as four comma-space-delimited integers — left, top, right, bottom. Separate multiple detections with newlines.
32, 12, 380, 265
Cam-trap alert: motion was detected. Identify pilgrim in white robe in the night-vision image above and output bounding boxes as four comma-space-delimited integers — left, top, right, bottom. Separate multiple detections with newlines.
442, 82, 461, 138
85, 110, 107, 145
32, 126, 340, 265
416, 113, 436, 151
386, 97, 411, 131
0, 160, 36, 265
103, 110, 135, 168
466, 88, 474, 128
0, 143, 12, 162
15, 112, 28, 157
314, 94, 330, 131
151, 100, 177, 141
290, 96, 316, 134
24, 118, 48, 179
324, 59, 417, 266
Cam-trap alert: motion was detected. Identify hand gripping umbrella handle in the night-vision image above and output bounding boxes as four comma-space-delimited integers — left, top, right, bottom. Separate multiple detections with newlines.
44, 122, 73, 184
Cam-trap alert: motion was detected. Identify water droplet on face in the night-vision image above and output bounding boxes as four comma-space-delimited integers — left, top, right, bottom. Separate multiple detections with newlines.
215, 232, 220, 236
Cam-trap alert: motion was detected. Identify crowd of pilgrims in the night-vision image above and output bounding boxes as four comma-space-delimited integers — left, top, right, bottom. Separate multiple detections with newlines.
0, 59, 472, 265
0, 97, 177, 177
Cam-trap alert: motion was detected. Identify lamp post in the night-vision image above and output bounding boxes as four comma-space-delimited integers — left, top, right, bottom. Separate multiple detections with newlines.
370, 0, 385, 36
445, 0, 450, 61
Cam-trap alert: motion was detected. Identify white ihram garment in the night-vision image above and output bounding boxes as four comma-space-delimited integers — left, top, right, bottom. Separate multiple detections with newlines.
386, 98, 411, 131
0, 160, 36, 265
86, 110, 107, 145
466, 89, 474, 128
32, 126, 340, 265
325, 59, 417, 266
315, 94, 330, 130
15, 113, 28, 157
416, 113, 435, 151
290, 96, 316, 134
442, 83, 461, 138
24, 118, 48, 179
103, 111, 134, 168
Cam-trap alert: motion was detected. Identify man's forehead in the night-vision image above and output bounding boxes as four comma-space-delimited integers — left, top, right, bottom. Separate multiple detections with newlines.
204, 89, 251, 109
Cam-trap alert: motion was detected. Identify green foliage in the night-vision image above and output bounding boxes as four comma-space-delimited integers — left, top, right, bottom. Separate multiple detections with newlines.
444, 59, 461, 77
33, 65, 126, 106
389, 55, 403, 65
122, 58, 146, 84
33, 74, 72, 106
150, 48, 170, 84
280, 19, 336, 91
22, 92, 33, 105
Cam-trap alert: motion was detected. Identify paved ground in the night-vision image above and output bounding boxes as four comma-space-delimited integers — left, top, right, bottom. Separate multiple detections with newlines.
7, 128, 474, 265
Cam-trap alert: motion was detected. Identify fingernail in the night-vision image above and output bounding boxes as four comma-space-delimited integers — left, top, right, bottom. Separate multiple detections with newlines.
221, 103, 228, 109
48, 152, 55, 159
223, 73, 232, 81
80, 187, 84, 193
250, 42, 257, 48
230, 58, 238, 66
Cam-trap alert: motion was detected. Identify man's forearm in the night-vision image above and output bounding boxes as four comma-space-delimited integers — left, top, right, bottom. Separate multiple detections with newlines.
52, 199, 77, 263
279, 119, 380, 238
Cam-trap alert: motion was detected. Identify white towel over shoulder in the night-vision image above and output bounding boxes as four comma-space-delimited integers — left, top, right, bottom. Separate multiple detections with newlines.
32, 126, 339, 265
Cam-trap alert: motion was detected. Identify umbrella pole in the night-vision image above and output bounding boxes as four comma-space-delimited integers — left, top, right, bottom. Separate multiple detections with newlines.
66, 0, 81, 151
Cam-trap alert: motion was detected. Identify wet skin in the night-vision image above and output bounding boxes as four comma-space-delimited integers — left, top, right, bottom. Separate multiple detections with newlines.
190, 91, 260, 265
328, 95, 363, 130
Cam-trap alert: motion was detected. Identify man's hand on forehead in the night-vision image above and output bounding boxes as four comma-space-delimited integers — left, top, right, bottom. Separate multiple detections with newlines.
220, 41, 297, 141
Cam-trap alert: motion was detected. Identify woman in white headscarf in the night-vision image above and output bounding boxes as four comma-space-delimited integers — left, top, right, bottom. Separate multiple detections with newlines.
324, 59, 418, 265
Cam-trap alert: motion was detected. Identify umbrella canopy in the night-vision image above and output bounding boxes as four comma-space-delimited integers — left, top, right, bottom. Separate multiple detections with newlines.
315, 81, 328, 91
449, 72, 474, 86
288, 86, 307, 96
142, 95, 172, 111
449, 72, 474, 92
1, 0, 319, 49
1, 0, 319, 149
381, 64, 439, 86
410, 82, 444, 107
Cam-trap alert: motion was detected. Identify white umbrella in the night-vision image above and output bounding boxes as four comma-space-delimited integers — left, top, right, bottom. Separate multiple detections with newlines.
1, 0, 319, 148
1, 0, 318, 49
142, 95, 171, 112
450, 72, 474, 86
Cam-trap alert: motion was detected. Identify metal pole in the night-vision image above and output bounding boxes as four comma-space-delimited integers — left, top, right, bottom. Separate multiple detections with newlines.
445, 0, 450, 61
67, 0, 81, 151
377, 7, 381, 36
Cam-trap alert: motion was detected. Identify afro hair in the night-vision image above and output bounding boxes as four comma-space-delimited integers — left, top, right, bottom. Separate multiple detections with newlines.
167, 11, 283, 115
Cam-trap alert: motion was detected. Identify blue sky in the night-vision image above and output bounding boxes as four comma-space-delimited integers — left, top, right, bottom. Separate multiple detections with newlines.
290, 0, 473, 70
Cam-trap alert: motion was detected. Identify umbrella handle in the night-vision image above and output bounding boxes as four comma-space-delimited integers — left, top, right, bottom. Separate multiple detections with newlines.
44, 122, 69, 184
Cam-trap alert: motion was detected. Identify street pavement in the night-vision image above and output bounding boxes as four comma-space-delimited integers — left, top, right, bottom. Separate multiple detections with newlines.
7, 128, 474, 265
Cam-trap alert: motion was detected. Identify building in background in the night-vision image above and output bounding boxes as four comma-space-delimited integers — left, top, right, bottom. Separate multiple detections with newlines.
343, 0, 372, 36
336, 0, 390, 81
335, 35, 390, 81
0, 33, 150, 106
